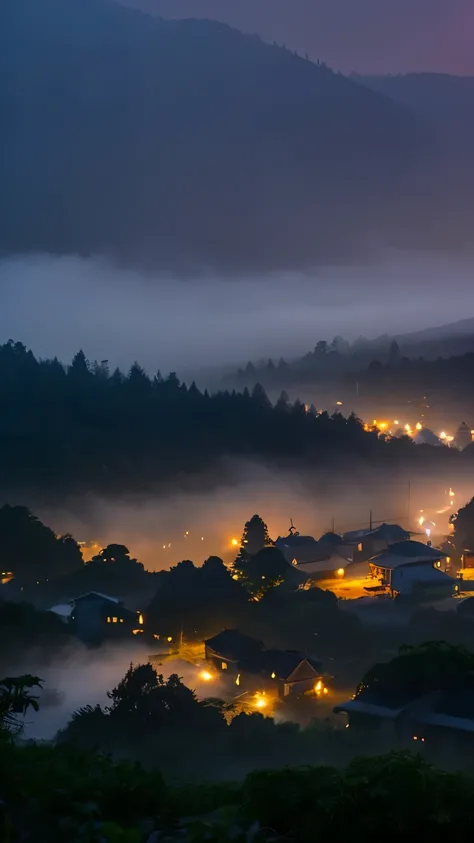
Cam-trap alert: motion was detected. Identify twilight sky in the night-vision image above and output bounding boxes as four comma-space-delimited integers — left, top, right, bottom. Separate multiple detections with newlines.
126, 0, 474, 75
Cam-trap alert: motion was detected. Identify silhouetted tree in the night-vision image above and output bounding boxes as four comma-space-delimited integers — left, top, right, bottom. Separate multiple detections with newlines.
451, 497, 474, 553
388, 339, 401, 366
0, 506, 83, 584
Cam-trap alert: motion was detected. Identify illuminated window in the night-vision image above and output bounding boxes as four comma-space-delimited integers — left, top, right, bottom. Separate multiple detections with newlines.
138, 613, 144, 625
112, 617, 118, 623
120, 618, 124, 623
221, 662, 228, 670
358, 543, 363, 552
235, 674, 240, 686
107, 616, 111, 623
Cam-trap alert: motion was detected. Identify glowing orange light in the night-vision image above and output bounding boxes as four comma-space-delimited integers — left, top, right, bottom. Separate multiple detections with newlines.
199, 670, 213, 682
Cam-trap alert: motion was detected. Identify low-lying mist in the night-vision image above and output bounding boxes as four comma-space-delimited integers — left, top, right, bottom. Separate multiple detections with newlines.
20, 642, 227, 741
1, 251, 474, 376
32, 458, 470, 570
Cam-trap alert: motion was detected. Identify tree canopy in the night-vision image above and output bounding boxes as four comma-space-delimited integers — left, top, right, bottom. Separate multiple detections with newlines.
451, 497, 474, 554
0, 340, 457, 499
356, 641, 474, 699
0, 505, 82, 585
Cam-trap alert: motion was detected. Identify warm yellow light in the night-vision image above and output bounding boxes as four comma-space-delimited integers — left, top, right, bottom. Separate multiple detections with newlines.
200, 670, 213, 682
449, 488, 455, 497
336, 401, 343, 406
271, 672, 276, 679
235, 674, 240, 686
132, 628, 144, 635
416, 422, 422, 431
323, 687, 329, 695
440, 431, 447, 440
255, 695, 267, 709
418, 516, 424, 526
404, 424, 411, 432
394, 419, 399, 425
167, 636, 172, 642
315, 680, 323, 693
337, 567, 345, 577
138, 613, 144, 625
379, 422, 387, 430
231, 538, 239, 547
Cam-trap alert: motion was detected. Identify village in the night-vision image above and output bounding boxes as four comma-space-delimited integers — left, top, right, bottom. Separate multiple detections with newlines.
13, 488, 466, 748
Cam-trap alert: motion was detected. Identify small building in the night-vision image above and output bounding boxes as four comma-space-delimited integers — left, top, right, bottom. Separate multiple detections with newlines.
344, 523, 411, 562
291, 551, 350, 580
334, 687, 421, 740
204, 629, 264, 674
239, 649, 323, 698
369, 541, 452, 597
335, 677, 474, 757
275, 525, 353, 579
413, 427, 443, 447
53, 591, 141, 642
274, 529, 320, 565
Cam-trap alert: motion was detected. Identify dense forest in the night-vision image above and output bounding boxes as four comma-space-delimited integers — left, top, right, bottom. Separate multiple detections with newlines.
0, 340, 469, 498
226, 337, 474, 421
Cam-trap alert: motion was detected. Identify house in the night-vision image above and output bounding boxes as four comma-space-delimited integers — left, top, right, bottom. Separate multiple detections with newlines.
368, 541, 453, 597
275, 526, 352, 580
334, 687, 423, 740
291, 551, 350, 580
239, 649, 323, 698
51, 591, 141, 642
344, 523, 411, 562
274, 528, 320, 565
204, 629, 264, 674
335, 676, 474, 755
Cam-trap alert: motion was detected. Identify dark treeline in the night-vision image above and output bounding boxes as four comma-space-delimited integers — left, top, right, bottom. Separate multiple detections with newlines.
227, 338, 474, 422
0, 340, 465, 498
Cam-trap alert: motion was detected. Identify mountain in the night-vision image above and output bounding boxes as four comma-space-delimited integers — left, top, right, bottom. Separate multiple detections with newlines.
355, 73, 474, 251
0, 0, 436, 271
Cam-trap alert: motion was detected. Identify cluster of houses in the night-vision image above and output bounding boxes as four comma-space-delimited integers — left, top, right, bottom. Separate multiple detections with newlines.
203, 628, 326, 704
275, 519, 456, 600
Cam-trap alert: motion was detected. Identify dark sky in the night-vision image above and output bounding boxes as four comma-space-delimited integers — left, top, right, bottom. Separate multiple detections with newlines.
126, 0, 474, 75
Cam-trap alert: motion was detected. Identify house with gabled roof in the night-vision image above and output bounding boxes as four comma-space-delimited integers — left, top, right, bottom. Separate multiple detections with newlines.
369, 540, 454, 597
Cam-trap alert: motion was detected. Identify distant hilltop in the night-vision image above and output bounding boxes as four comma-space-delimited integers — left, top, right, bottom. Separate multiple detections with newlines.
2, 0, 470, 272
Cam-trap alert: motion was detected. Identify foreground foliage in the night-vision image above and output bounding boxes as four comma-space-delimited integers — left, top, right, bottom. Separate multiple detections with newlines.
2, 744, 474, 841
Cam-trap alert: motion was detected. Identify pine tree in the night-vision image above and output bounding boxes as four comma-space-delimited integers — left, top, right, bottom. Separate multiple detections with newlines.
233, 514, 273, 580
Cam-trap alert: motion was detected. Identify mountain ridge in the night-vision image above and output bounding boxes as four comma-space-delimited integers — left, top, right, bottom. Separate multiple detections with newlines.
0, 0, 435, 272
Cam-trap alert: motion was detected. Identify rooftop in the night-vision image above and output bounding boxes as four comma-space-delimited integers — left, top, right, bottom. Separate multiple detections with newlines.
204, 628, 263, 661
241, 649, 321, 681
73, 591, 120, 604
370, 541, 446, 569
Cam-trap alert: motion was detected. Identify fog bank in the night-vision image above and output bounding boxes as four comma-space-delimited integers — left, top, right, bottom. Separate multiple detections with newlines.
1, 252, 474, 374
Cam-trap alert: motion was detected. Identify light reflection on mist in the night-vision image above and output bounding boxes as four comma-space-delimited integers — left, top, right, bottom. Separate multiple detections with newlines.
22, 645, 234, 741
1, 252, 474, 374
35, 459, 472, 571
